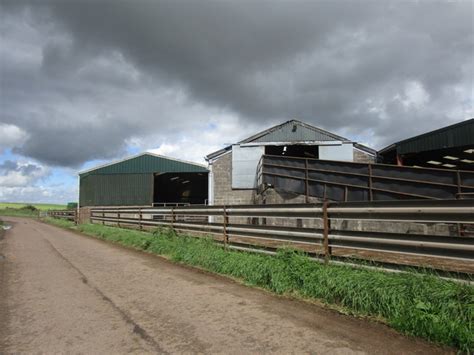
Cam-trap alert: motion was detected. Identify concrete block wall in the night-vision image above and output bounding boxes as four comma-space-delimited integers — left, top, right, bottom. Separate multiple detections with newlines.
353, 148, 376, 163
212, 152, 256, 206
77, 207, 92, 224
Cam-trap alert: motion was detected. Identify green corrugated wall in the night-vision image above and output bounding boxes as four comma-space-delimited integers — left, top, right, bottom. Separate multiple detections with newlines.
397, 119, 474, 154
80, 173, 153, 206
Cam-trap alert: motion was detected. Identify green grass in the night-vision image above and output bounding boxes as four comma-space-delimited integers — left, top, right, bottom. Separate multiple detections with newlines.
43, 218, 473, 352
0, 208, 39, 218
0, 202, 66, 210
0, 202, 68, 218
43, 217, 76, 229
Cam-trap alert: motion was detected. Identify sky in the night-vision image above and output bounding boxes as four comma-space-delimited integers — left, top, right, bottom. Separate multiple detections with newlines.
0, 0, 473, 204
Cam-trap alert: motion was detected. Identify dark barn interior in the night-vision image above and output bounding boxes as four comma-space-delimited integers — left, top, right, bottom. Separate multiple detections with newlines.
154, 172, 208, 205
265, 145, 319, 159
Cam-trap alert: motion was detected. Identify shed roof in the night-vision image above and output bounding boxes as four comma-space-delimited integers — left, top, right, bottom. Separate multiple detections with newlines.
206, 119, 376, 160
379, 118, 474, 155
79, 152, 208, 177
240, 120, 349, 144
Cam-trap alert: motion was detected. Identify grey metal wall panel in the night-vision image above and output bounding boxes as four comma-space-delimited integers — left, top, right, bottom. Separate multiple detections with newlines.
319, 143, 354, 161
232, 145, 265, 188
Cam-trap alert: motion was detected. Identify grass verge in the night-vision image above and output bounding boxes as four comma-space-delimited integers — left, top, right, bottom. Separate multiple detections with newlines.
0, 208, 39, 218
43, 218, 473, 352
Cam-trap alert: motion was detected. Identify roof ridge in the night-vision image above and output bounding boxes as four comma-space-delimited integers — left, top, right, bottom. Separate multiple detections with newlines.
378, 118, 474, 152
79, 152, 206, 175
206, 119, 353, 160
240, 119, 350, 143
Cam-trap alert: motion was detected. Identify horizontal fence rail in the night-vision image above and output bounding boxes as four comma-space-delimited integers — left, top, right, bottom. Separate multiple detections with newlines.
61, 199, 474, 276
48, 209, 77, 223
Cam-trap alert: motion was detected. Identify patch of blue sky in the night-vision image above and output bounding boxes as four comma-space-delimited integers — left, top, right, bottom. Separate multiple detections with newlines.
0, 149, 17, 163
126, 145, 141, 155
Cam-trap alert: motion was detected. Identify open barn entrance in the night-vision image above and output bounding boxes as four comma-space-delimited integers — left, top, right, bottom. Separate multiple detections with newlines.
153, 172, 208, 205
265, 145, 319, 159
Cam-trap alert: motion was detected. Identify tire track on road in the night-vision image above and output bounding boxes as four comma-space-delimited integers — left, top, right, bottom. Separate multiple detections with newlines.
40, 234, 168, 354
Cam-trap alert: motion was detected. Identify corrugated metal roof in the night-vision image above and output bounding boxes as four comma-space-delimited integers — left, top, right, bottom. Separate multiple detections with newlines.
79, 152, 208, 177
206, 119, 365, 160
241, 120, 350, 143
394, 119, 474, 155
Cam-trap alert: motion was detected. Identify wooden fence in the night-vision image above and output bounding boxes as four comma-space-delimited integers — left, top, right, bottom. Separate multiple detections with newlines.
48, 209, 77, 223
55, 199, 474, 276
258, 155, 474, 201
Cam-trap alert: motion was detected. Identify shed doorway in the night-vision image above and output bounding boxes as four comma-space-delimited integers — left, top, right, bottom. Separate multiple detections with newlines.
265, 144, 319, 159
153, 172, 208, 205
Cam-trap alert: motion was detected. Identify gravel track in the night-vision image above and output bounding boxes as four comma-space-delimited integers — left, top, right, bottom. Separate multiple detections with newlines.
0, 217, 452, 354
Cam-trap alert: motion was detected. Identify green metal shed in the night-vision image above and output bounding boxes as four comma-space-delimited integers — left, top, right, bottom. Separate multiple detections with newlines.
79, 153, 208, 207
378, 119, 474, 170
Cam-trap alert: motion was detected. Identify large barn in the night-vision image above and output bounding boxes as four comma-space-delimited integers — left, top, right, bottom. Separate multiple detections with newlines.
205, 120, 376, 206
378, 118, 474, 170
79, 153, 208, 207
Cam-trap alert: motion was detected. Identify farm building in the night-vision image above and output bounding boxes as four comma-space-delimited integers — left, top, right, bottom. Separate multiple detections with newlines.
205, 120, 377, 205
379, 118, 474, 170
79, 153, 208, 207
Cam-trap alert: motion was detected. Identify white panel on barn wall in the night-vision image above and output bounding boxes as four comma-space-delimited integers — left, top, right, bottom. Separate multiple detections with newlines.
319, 143, 354, 162
232, 145, 265, 189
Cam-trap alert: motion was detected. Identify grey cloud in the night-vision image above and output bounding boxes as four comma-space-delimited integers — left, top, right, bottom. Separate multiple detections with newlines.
0, 160, 42, 175
0, 0, 472, 167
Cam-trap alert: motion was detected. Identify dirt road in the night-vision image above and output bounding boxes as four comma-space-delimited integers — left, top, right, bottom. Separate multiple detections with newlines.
0, 217, 450, 354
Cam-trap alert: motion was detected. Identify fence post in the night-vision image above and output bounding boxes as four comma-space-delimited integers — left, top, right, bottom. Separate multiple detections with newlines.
74, 209, 78, 225
456, 171, 462, 237
102, 209, 105, 225
323, 200, 331, 263
223, 205, 229, 249
139, 208, 143, 230
117, 209, 121, 228
368, 164, 373, 201
171, 207, 176, 231
305, 159, 309, 203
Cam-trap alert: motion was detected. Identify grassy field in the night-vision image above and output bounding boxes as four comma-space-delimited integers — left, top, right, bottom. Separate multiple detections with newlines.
0, 202, 68, 218
43, 217, 473, 352
0, 202, 67, 210
0, 208, 39, 218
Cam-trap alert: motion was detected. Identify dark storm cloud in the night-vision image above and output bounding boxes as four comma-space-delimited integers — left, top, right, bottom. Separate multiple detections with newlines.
0, 0, 472, 167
